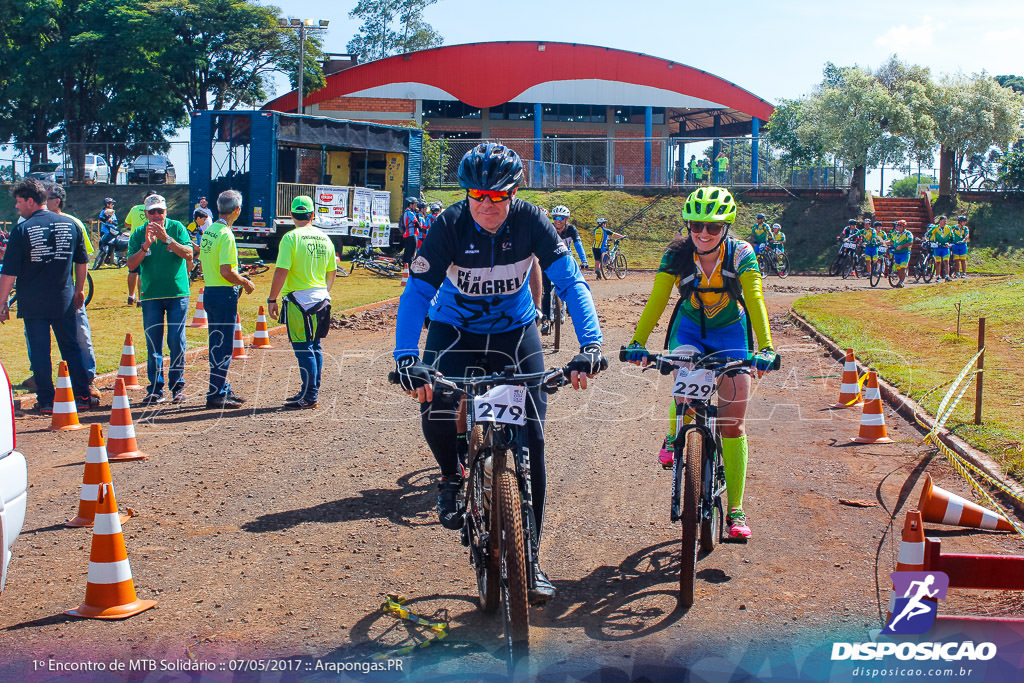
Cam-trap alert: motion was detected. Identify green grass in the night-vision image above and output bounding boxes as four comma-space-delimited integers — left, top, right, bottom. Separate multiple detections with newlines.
1, 260, 402, 390
794, 276, 1024, 481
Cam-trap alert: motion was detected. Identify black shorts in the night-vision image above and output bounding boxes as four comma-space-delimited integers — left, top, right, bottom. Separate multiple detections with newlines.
592, 248, 603, 262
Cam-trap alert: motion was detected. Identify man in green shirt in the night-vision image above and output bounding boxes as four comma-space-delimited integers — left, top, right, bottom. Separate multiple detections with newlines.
125, 189, 157, 306
199, 189, 255, 408
127, 194, 194, 404
267, 196, 337, 409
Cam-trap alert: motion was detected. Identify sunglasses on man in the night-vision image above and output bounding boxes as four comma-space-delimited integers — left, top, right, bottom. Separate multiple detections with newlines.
466, 188, 513, 203
146, 209, 166, 215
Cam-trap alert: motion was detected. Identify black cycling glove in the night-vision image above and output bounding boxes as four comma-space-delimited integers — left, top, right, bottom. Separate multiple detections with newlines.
395, 356, 433, 391
566, 344, 608, 376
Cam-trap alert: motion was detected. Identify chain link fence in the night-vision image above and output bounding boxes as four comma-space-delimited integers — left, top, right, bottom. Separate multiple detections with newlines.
0, 141, 190, 185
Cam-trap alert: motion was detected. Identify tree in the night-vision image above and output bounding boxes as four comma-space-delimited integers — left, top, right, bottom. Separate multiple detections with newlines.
999, 142, 1024, 190
346, 0, 443, 63
929, 73, 1024, 196
994, 75, 1024, 94
889, 174, 936, 197
765, 98, 826, 167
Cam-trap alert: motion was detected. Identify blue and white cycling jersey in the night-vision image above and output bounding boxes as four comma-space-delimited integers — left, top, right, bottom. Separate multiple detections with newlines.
394, 199, 602, 359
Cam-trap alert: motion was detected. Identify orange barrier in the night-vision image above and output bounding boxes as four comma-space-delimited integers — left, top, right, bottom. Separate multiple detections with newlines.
252, 306, 273, 349
67, 425, 131, 528
833, 348, 864, 408
190, 288, 208, 328
918, 473, 1012, 531
50, 361, 86, 431
106, 379, 148, 462
851, 371, 893, 444
65, 482, 156, 619
231, 315, 249, 359
116, 334, 143, 391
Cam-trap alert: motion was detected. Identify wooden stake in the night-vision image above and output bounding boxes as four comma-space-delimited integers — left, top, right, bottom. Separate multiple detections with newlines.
975, 317, 985, 425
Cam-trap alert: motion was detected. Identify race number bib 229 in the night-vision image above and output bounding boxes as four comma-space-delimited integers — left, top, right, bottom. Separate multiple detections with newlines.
473, 384, 528, 426
671, 369, 715, 400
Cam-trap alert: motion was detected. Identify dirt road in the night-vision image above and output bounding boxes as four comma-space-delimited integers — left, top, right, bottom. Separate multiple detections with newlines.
2, 275, 1022, 681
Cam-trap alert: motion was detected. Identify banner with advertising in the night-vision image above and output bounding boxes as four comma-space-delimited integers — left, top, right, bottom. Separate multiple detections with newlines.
313, 185, 350, 233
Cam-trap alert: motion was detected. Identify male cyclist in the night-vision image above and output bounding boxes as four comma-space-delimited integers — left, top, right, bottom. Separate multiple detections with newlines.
540, 205, 589, 335
750, 214, 770, 255
393, 143, 607, 602
951, 215, 969, 279
623, 187, 777, 540
858, 220, 885, 273
769, 223, 786, 268
931, 215, 953, 281
592, 217, 624, 281
889, 220, 914, 288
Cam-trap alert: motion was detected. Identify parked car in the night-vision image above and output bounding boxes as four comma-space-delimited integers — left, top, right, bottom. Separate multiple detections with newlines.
25, 162, 59, 183
55, 154, 111, 184
0, 361, 27, 596
127, 155, 176, 184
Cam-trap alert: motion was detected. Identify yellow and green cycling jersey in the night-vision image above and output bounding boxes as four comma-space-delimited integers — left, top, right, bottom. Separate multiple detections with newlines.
632, 238, 772, 348
857, 228, 885, 247
750, 223, 770, 244
952, 225, 970, 244
890, 229, 914, 255
928, 224, 954, 245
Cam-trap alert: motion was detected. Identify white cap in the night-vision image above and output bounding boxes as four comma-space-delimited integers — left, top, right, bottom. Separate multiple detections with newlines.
144, 194, 167, 211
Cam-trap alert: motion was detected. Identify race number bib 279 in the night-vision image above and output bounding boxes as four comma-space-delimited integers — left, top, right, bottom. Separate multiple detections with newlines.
473, 385, 528, 426
671, 369, 715, 400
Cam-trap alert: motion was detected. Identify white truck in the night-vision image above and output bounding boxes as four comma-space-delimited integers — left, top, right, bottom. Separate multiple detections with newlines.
0, 362, 27, 596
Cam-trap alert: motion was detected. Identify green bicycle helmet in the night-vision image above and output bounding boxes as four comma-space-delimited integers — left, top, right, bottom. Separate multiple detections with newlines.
681, 186, 737, 224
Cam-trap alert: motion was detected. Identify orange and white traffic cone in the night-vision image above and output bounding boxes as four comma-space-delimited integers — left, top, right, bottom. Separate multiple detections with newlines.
106, 379, 148, 462
833, 348, 863, 408
252, 306, 273, 349
401, 265, 409, 287
67, 425, 131, 528
885, 509, 926, 626
190, 288, 208, 328
918, 473, 1013, 531
231, 314, 249, 359
851, 371, 893, 444
116, 333, 144, 391
50, 360, 86, 432
65, 481, 156, 620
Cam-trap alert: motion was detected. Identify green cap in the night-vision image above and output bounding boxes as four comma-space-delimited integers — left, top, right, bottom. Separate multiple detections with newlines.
291, 195, 314, 214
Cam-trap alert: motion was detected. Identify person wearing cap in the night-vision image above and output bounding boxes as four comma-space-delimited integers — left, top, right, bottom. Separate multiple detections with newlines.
400, 197, 420, 266
126, 193, 193, 404
0, 179, 90, 413
125, 190, 159, 305
45, 183, 100, 403
266, 196, 337, 409
200, 189, 255, 409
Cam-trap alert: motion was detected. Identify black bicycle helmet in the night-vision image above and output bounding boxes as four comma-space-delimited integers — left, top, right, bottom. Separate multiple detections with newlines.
872, 221, 883, 228
457, 143, 524, 191
405, 196, 417, 205
756, 213, 766, 220
848, 219, 857, 225
416, 199, 427, 209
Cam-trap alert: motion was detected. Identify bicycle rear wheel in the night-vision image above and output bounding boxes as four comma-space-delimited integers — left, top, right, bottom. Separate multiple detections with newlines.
776, 253, 790, 279
84, 273, 94, 307
495, 453, 529, 669
679, 429, 702, 607
613, 253, 627, 279
469, 426, 499, 613
922, 256, 935, 283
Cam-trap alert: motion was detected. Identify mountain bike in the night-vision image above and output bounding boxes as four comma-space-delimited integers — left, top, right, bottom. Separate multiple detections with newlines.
909, 240, 936, 284
756, 243, 790, 278
601, 237, 628, 279
841, 244, 867, 280
238, 260, 270, 277
868, 247, 891, 287
830, 237, 858, 276
619, 347, 779, 607
349, 245, 403, 277
388, 363, 574, 672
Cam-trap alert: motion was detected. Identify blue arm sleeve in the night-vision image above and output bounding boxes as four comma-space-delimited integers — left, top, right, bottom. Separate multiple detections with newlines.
546, 253, 603, 347
573, 238, 587, 264
394, 277, 437, 360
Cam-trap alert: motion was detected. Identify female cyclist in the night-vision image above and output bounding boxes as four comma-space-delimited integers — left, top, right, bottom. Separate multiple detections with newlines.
623, 186, 777, 539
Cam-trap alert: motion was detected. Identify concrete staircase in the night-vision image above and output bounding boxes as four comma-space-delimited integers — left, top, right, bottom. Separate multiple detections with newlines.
872, 196, 932, 256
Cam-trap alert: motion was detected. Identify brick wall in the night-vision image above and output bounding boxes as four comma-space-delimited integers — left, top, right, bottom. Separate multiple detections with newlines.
318, 96, 414, 114
613, 130, 662, 185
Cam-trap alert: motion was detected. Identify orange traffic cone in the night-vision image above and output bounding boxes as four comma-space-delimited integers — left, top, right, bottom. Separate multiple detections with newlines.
231, 314, 249, 359
833, 348, 863, 408
918, 473, 1013, 531
50, 360, 86, 432
851, 371, 893, 444
190, 288, 208, 328
252, 306, 273, 349
106, 379, 147, 462
885, 509, 926, 624
65, 482, 156, 620
116, 333, 143, 391
401, 265, 409, 287
67, 425, 131, 528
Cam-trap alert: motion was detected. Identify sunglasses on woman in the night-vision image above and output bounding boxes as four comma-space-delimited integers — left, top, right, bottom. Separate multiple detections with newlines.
688, 222, 725, 235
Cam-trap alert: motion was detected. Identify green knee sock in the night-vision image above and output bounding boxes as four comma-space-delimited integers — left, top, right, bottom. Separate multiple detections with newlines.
721, 435, 748, 511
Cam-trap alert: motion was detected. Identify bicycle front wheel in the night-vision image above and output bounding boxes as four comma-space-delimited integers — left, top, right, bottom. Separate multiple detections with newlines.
613, 253, 627, 279
828, 253, 842, 277
496, 455, 529, 668
679, 429, 702, 607
469, 426, 499, 613
84, 273, 94, 307
922, 256, 935, 283
888, 260, 900, 287
868, 260, 881, 287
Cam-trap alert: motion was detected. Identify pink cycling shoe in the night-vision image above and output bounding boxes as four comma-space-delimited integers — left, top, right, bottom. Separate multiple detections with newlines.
658, 436, 674, 469
728, 509, 751, 539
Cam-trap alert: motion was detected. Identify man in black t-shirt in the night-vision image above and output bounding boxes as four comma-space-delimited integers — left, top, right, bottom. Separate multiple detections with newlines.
0, 179, 91, 412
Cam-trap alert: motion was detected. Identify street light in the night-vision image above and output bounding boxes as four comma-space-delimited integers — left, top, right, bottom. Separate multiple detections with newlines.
278, 17, 329, 116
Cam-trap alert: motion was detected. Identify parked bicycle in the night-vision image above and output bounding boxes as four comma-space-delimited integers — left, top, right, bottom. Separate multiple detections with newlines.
388, 363, 574, 672
349, 246, 403, 277
908, 239, 936, 284
238, 260, 270, 277
601, 237, 628, 279
619, 347, 779, 607
756, 242, 790, 278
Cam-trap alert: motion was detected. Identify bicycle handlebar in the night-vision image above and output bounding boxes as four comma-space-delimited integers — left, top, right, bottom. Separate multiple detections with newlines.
618, 346, 780, 375
388, 364, 572, 394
